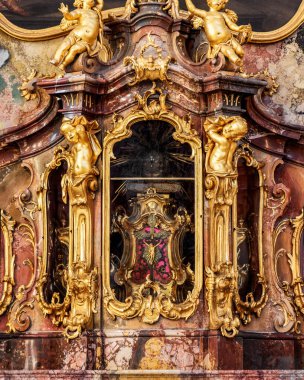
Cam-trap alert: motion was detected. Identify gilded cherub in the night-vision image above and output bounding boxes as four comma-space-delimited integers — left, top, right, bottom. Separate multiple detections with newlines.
50, 0, 112, 71
204, 116, 247, 173
185, 0, 252, 69
60, 116, 101, 177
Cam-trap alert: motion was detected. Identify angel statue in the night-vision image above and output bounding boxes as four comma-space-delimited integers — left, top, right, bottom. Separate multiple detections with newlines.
60, 116, 101, 177
204, 115, 248, 174
185, 0, 252, 70
50, 0, 112, 71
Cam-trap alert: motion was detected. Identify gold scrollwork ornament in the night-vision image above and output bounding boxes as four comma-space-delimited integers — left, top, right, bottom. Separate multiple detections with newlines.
37, 115, 101, 339
277, 210, 304, 328
103, 84, 203, 323
0, 210, 15, 316
124, 33, 171, 85
204, 116, 267, 337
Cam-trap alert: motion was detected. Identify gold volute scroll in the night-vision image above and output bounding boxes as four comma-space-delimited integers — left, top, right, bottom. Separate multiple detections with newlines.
37, 115, 100, 339
204, 115, 267, 337
50, 0, 112, 71
103, 83, 203, 323
124, 33, 172, 85
185, 0, 252, 71
0, 210, 15, 316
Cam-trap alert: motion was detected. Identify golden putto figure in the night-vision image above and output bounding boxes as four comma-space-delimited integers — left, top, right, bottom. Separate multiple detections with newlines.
185, 0, 252, 69
50, 0, 112, 70
60, 116, 101, 177
204, 116, 248, 173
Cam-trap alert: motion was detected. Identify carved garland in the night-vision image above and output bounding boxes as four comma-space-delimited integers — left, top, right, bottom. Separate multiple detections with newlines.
102, 83, 203, 323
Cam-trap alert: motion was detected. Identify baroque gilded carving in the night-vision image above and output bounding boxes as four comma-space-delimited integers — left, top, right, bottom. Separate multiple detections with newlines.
117, 0, 180, 20
50, 0, 112, 71
273, 209, 304, 333
124, 33, 171, 85
6, 224, 35, 333
233, 145, 268, 325
103, 84, 203, 323
37, 115, 100, 339
185, 0, 252, 70
204, 116, 267, 337
0, 210, 15, 316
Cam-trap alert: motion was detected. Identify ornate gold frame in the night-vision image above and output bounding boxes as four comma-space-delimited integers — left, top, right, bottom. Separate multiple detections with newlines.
274, 209, 304, 328
0, 210, 15, 316
102, 83, 203, 322
204, 117, 267, 338
233, 146, 268, 325
0, 1, 303, 43
36, 116, 100, 339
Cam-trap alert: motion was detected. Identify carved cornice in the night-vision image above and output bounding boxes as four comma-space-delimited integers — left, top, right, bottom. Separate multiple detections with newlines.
247, 93, 304, 166
0, 94, 60, 168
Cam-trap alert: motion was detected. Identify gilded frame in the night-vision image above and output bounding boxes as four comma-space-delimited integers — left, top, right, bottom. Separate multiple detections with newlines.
232, 146, 268, 325
102, 86, 203, 322
0, 1, 303, 43
274, 209, 304, 326
0, 209, 15, 316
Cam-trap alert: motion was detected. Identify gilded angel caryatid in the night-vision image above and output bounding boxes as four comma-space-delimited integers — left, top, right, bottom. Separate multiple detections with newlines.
50, 0, 112, 71
185, 0, 252, 69
204, 116, 248, 174
60, 116, 101, 177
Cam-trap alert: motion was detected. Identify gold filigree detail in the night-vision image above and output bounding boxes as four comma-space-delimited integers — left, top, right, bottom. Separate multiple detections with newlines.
185, 0, 252, 70
51, 0, 112, 71
276, 210, 304, 329
206, 263, 240, 338
103, 84, 203, 323
124, 33, 171, 86
106, 188, 197, 324
0, 210, 15, 316
62, 262, 98, 339
37, 115, 101, 339
242, 69, 279, 96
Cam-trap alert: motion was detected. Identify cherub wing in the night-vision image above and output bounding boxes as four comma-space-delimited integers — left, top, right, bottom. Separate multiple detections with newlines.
225, 8, 238, 24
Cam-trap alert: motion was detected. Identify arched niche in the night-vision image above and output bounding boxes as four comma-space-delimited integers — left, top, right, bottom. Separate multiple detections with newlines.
102, 88, 203, 323
233, 147, 267, 324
